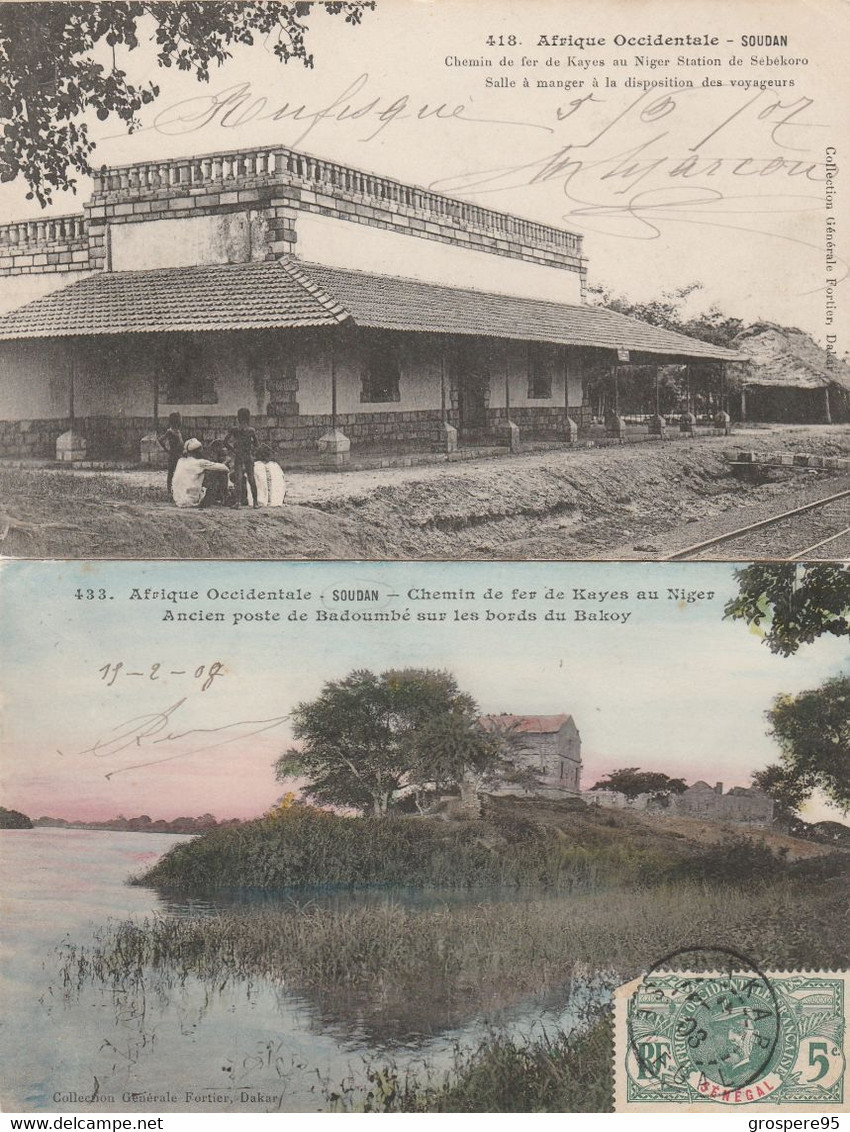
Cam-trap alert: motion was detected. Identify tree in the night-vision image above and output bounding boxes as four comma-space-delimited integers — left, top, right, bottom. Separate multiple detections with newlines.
725, 565, 850, 656
587, 282, 745, 348
750, 764, 809, 828
275, 668, 513, 816
0, 805, 33, 829
0, 1, 374, 205
762, 676, 850, 814
590, 767, 687, 803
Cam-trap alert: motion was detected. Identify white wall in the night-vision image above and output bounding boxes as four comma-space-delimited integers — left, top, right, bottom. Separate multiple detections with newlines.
110, 211, 265, 271
294, 213, 583, 305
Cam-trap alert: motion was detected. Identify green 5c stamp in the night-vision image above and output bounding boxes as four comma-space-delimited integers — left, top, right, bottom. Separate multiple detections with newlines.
615, 951, 847, 1111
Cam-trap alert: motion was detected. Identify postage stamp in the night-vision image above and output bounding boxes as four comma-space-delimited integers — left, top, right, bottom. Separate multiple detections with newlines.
614, 960, 849, 1112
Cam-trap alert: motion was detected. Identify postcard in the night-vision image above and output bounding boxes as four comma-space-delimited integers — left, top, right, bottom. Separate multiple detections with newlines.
0, 0, 848, 561
1, 558, 848, 1113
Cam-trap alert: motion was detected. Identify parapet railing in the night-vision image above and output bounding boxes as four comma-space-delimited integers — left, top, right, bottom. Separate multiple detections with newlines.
1, 144, 583, 257
0, 214, 86, 248
91, 144, 583, 255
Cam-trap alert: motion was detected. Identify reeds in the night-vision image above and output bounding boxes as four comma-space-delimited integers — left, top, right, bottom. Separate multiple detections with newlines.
134, 805, 675, 892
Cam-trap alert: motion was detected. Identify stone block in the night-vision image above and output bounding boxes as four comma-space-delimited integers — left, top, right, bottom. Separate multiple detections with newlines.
441, 421, 458, 453
606, 414, 627, 440
714, 411, 732, 435
317, 427, 351, 465
503, 418, 521, 452
563, 416, 580, 442
679, 411, 697, 436
56, 429, 87, 462
648, 413, 667, 438
139, 431, 167, 467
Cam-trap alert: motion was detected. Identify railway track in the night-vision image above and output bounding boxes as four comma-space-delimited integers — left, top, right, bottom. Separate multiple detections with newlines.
663, 487, 850, 561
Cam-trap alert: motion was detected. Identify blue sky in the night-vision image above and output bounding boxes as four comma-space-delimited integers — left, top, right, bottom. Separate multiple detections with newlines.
1, 560, 846, 821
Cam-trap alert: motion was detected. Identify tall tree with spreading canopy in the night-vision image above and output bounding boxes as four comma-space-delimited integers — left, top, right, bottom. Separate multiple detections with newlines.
725, 564, 850, 656
0, 1, 373, 205
275, 668, 523, 816
761, 676, 850, 815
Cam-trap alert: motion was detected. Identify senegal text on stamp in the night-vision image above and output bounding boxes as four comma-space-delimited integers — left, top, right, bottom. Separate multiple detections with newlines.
614, 962, 848, 1112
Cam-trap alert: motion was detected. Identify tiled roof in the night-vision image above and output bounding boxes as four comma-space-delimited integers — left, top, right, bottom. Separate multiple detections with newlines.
0, 260, 346, 339
291, 261, 746, 361
0, 256, 745, 361
479, 714, 572, 734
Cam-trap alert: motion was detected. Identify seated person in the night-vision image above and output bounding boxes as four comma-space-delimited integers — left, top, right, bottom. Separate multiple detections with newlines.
249, 444, 287, 507
205, 439, 235, 505
171, 438, 230, 508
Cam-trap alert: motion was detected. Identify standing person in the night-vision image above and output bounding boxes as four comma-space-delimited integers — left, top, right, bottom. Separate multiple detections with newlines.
157, 412, 183, 496
225, 407, 259, 509
171, 439, 230, 509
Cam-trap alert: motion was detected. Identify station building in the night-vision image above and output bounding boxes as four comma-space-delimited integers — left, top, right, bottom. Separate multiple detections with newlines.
0, 143, 743, 463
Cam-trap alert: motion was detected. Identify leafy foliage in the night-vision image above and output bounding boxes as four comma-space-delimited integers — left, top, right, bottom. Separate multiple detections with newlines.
587, 282, 745, 348
275, 668, 514, 816
0, 805, 33, 828
0, 1, 374, 204
589, 767, 687, 802
751, 764, 810, 824
765, 676, 850, 813
724, 565, 850, 656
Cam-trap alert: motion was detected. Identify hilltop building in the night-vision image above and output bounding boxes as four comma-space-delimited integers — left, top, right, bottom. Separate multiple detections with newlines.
479, 713, 582, 798
0, 142, 743, 462
587, 779, 774, 828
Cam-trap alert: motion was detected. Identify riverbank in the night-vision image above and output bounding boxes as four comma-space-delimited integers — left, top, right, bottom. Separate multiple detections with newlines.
2, 425, 848, 559
133, 795, 836, 893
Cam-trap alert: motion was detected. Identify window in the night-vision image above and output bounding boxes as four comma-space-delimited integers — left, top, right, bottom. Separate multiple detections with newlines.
157, 338, 218, 405
361, 334, 401, 403
527, 343, 556, 400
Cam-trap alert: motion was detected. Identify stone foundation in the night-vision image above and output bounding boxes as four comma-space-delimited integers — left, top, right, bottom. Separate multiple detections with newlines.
0, 402, 607, 460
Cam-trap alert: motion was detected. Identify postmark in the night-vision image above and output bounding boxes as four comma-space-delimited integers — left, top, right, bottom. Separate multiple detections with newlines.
615, 953, 848, 1112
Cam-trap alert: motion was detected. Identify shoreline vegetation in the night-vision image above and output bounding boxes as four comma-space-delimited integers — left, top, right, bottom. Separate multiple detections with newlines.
54, 797, 849, 1111
131, 796, 818, 892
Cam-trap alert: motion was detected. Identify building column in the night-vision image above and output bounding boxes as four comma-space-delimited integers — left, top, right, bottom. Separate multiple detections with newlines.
824, 385, 833, 424
607, 363, 626, 439
714, 362, 731, 434
649, 365, 666, 437
317, 329, 350, 464
679, 362, 696, 435
140, 368, 167, 467
439, 336, 457, 452
56, 350, 87, 462
503, 354, 520, 452
563, 349, 578, 442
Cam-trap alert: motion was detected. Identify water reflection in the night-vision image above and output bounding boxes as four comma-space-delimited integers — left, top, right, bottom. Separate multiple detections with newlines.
3, 829, 610, 1113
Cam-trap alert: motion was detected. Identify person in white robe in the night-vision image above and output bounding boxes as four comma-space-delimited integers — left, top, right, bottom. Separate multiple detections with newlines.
171, 438, 230, 508
248, 445, 287, 507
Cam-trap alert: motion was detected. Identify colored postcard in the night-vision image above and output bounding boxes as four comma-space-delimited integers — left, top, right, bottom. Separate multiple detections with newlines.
0, 0, 848, 561
1, 558, 848, 1112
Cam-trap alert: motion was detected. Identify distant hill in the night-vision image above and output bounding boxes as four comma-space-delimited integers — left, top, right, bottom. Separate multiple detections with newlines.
0, 806, 33, 829
34, 814, 243, 834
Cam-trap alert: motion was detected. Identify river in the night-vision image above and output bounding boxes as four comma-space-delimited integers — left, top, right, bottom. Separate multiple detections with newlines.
1, 828, 593, 1113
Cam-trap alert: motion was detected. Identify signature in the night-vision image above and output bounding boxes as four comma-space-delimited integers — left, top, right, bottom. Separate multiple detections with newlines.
149, 73, 553, 145
135, 74, 844, 276
428, 88, 845, 281
75, 698, 289, 778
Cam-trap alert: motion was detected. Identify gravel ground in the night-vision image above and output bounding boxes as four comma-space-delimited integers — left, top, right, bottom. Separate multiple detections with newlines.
2, 424, 848, 560
610, 475, 850, 561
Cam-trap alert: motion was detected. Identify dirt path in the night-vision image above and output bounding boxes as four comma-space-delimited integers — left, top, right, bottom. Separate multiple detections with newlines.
1, 425, 848, 560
